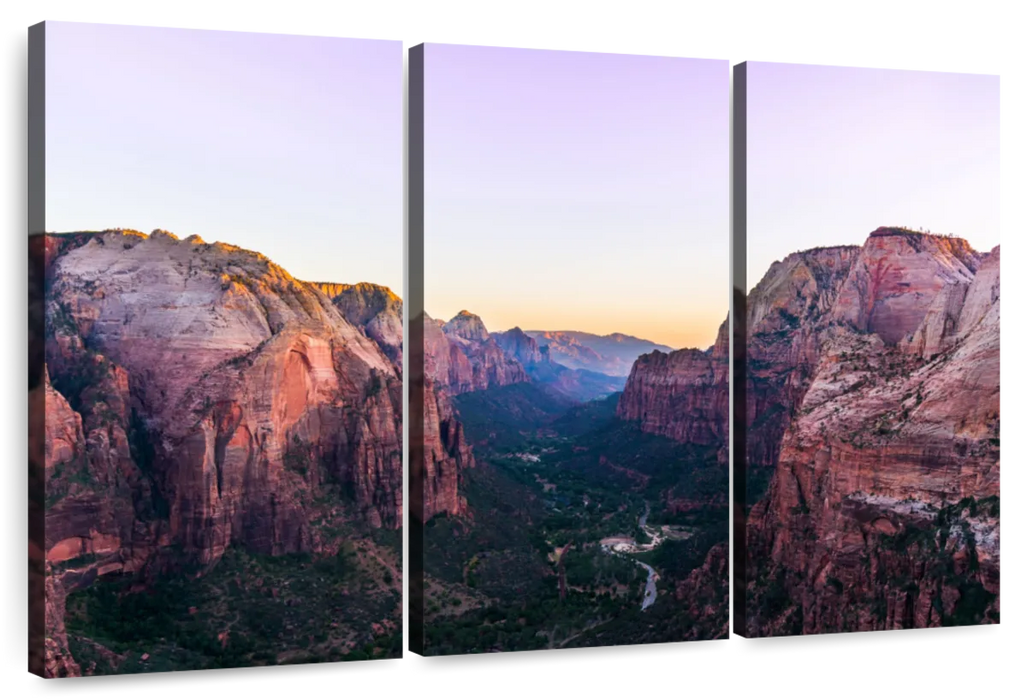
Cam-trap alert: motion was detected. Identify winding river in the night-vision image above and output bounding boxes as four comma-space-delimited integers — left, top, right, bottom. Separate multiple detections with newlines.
600, 503, 661, 611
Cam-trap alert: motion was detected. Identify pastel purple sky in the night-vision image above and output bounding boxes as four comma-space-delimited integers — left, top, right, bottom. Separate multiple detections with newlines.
424, 44, 729, 350
45, 21, 402, 293
747, 61, 999, 290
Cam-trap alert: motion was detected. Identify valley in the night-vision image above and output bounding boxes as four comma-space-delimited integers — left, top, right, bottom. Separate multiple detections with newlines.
420, 380, 728, 654
43, 226, 987, 662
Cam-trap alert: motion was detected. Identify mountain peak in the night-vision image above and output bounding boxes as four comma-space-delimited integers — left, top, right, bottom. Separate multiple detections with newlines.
312, 281, 400, 304
444, 310, 490, 342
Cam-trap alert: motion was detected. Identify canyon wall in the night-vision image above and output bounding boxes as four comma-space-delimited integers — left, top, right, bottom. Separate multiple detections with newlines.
41, 229, 406, 674
425, 311, 529, 395
744, 229, 1000, 635
616, 320, 729, 449
611, 227, 1000, 634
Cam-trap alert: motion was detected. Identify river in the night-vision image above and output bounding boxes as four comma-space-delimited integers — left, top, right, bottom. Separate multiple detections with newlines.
599, 503, 661, 611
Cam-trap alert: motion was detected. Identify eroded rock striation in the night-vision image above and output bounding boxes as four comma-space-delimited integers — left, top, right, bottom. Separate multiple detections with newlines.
46, 230, 403, 561
425, 311, 529, 395
747, 238, 1002, 632
616, 320, 729, 449
41, 229, 406, 674
743, 229, 1000, 635
314, 281, 404, 366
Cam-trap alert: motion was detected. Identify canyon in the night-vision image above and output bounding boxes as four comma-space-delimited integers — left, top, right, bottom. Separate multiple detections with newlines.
37, 227, 665, 669
37, 229, 405, 674
524, 330, 674, 377
741, 228, 1000, 635
37, 224, 983, 663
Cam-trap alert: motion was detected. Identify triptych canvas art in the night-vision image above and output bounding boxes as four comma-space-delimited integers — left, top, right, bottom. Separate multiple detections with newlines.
28, 21, 999, 678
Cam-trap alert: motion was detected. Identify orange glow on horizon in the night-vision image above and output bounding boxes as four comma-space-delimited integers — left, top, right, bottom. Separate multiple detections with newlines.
427, 304, 726, 352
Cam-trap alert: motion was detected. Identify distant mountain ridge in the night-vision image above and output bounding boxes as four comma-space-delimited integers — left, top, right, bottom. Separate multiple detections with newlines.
524, 329, 674, 377
424, 312, 625, 405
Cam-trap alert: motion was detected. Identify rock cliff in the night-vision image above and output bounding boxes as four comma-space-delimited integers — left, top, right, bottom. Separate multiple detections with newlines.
616, 320, 729, 449
612, 228, 1001, 634
744, 230, 1000, 635
314, 281, 403, 366
492, 327, 543, 366
425, 312, 529, 395
43, 228, 404, 570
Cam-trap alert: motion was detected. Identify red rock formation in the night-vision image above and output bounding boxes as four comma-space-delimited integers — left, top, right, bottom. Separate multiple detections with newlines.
744, 245, 861, 491
444, 310, 490, 343
673, 543, 729, 640
424, 311, 528, 395
616, 320, 728, 449
492, 327, 543, 366
744, 230, 1000, 636
420, 373, 474, 520
314, 281, 403, 366
43, 564, 81, 678
616, 225, 1002, 636
831, 228, 980, 344
46, 230, 403, 566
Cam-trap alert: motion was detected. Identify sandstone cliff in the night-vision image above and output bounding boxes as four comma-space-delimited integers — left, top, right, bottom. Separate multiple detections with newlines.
616, 320, 729, 450
425, 311, 529, 395
41, 229, 405, 674
314, 281, 403, 366
46, 229, 403, 562
492, 327, 543, 366
615, 228, 1002, 634
311, 287, 480, 523
744, 230, 1000, 635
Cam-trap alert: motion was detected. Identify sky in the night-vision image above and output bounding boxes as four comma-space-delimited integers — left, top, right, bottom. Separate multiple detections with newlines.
746, 61, 999, 290
45, 21, 402, 294
424, 44, 729, 350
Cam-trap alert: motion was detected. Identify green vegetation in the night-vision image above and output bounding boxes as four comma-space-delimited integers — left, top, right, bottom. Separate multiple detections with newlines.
49, 348, 113, 416
550, 392, 621, 436
452, 382, 574, 450
878, 497, 999, 627
45, 454, 95, 508
424, 385, 728, 653
64, 545, 400, 674
366, 370, 383, 398
283, 434, 312, 476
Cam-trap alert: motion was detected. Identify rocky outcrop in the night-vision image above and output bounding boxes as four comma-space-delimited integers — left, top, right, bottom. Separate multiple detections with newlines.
744, 230, 1000, 636
314, 281, 403, 366
900, 281, 969, 359
444, 310, 490, 343
674, 543, 729, 640
492, 327, 543, 366
420, 373, 474, 520
744, 245, 860, 497
830, 228, 980, 344
43, 564, 81, 678
44, 229, 403, 564
957, 246, 1000, 336
424, 312, 528, 395
616, 320, 728, 449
